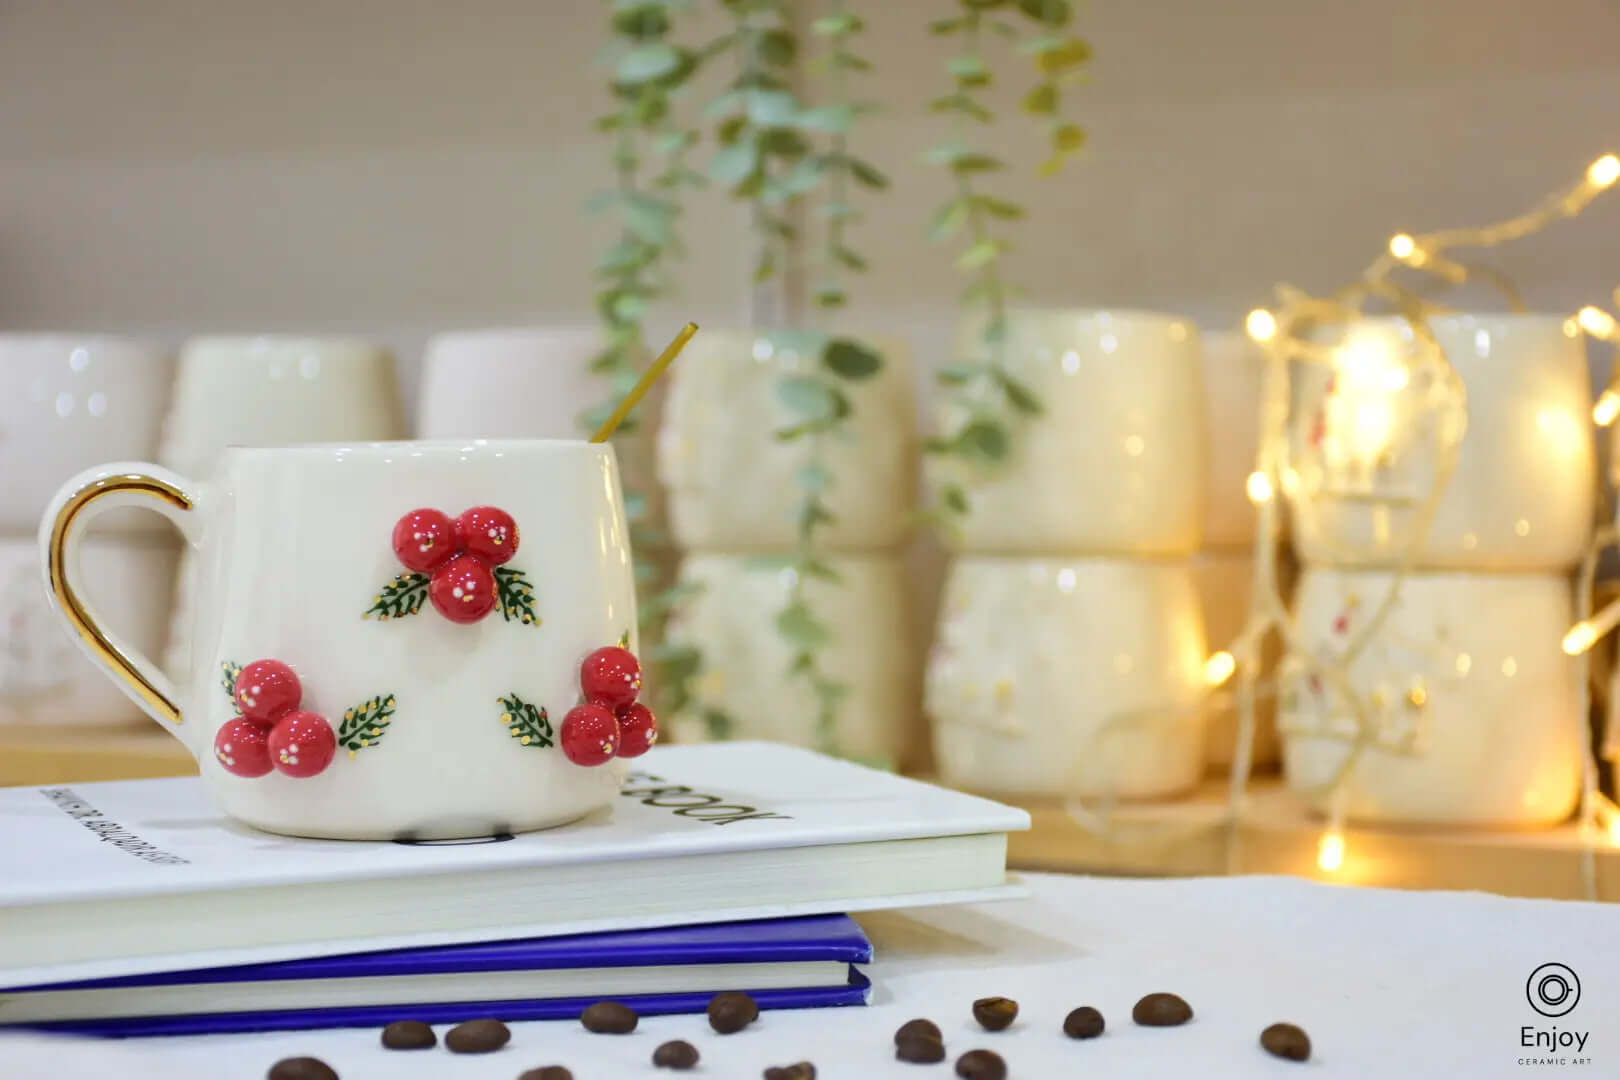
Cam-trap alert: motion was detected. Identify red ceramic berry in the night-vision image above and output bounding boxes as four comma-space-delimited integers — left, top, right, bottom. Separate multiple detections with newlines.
580, 646, 642, 710
235, 659, 302, 726
615, 702, 658, 758
267, 710, 337, 779
429, 554, 498, 624
213, 717, 273, 778
392, 508, 459, 574
456, 506, 520, 567
561, 703, 621, 767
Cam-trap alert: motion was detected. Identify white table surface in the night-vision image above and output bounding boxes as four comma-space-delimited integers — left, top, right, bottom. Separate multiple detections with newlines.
3, 872, 1614, 1079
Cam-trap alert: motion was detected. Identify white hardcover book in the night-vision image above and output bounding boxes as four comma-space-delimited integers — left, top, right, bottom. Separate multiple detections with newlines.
0, 742, 1027, 984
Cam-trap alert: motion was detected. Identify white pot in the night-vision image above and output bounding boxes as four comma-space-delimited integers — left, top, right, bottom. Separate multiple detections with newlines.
927, 556, 1208, 798
658, 331, 915, 551
1200, 329, 1267, 549
0, 535, 178, 727
926, 309, 1205, 556
662, 553, 918, 768
1192, 549, 1292, 771
159, 337, 406, 679
1281, 566, 1582, 826
0, 335, 174, 534
419, 328, 666, 538
1287, 315, 1594, 571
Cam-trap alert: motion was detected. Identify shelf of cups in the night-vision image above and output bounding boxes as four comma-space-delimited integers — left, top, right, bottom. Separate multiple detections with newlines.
996, 776, 1620, 903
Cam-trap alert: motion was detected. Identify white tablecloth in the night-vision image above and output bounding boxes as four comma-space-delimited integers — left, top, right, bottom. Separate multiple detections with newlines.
3, 872, 1613, 1078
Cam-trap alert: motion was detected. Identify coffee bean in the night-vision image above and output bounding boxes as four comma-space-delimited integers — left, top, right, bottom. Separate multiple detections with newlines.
896, 1033, 947, 1063
762, 1063, 816, 1080
581, 1000, 639, 1034
707, 990, 760, 1033
894, 1018, 942, 1044
517, 1068, 574, 1080
380, 1019, 436, 1050
955, 1049, 1006, 1080
1260, 1022, 1311, 1062
444, 1017, 511, 1053
1132, 992, 1193, 1027
971, 996, 1018, 1031
653, 1039, 701, 1070
1063, 1005, 1105, 1039
266, 1058, 338, 1080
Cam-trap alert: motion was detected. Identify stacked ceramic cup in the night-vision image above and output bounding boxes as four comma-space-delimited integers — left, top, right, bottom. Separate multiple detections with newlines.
656, 330, 919, 767
0, 335, 178, 727
925, 310, 1211, 798
1196, 329, 1292, 773
1280, 315, 1592, 826
159, 337, 405, 683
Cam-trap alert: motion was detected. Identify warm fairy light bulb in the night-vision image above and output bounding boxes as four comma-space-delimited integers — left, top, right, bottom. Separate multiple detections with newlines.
1578, 306, 1617, 339
1388, 233, 1416, 259
1203, 650, 1236, 686
1316, 831, 1345, 872
1246, 470, 1274, 504
1562, 621, 1598, 656
1245, 309, 1277, 342
1594, 389, 1620, 427
1588, 154, 1620, 189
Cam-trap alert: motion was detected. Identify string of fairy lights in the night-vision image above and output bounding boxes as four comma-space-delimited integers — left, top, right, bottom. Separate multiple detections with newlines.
1197, 152, 1620, 887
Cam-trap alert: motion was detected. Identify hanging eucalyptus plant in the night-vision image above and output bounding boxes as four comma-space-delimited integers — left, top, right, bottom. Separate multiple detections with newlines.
923, 0, 1090, 521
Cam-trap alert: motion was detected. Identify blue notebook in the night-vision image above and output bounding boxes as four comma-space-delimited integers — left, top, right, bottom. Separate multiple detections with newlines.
0, 915, 873, 1038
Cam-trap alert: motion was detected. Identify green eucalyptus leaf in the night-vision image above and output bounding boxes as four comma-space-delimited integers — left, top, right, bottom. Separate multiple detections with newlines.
958, 420, 1009, 460
817, 201, 860, 220
797, 462, 833, 494
942, 483, 971, 514
748, 88, 801, 127
796, 497, 837, 536
611, 292, 649, 323
936, 362, 984, 385
952, 153, 1004, 173
832, 50, 872, 71
956, 239, 1005, 270
758, 28, 796, 66
846, 156, 888, 189
924, 142, 969, 165
653, 129, 697, 155
1037, 36, 1091, 73
776, 375, 838, 420
930, 16, 966, 33
1023, 82, 1057, 114
814, 285, 848, 308
1053, 123, 1086, 153
948, 55, 989, 81
929, 196, 971, 242
1017, 32, 1067, 53
962, 0, 1009, 8
709, 140, 758, 185
753, 245, 776, 283
776, 603, 831, 649
794, 104, 853, 133
611, 4, 671, 37
799, 558, 843, 584
811, 12, 863, 35
596, 113, 623, 132
823, 338, 881, 379
992, 369, 1044, 414
759, 128, 810, 157
1016, 0, 1071, 24
617, 42, 682, 84
974, 194, 1026, 219
768, 329, 831, 356
833, 246, 867, 272
704, 89, 747, 121
960, 276, 1003, 306
984, 314, 1009, 345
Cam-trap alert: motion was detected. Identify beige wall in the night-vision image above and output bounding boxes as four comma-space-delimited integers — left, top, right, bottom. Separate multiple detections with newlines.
4, 0, 1619, 358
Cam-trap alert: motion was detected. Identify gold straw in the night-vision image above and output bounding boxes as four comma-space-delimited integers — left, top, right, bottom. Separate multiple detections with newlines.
590, 321, 699, 443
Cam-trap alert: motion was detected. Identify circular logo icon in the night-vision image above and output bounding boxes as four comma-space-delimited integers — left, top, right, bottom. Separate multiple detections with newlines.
1526, 963, 1581, 1017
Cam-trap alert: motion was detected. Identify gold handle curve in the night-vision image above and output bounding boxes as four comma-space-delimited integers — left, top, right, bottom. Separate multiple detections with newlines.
45, 471, 194, 727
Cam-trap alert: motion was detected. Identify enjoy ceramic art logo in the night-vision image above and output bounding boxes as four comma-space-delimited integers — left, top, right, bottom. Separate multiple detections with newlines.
1518, 962, 1592, 1068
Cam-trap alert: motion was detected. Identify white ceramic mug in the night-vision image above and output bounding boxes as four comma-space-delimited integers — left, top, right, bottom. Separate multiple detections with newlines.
0, 335, 175, 534
1281, 566, 1582, 826
40, 440, 637, 839
0, 536, 177, 727
661, 553, 917, 768
1200, 329, 1269, 550
926, 556, 1208, 798
1190, 549, 1292, 771
658, 330, 915, 551
1287, 315, 1594, 571
926, 309, 1205, 555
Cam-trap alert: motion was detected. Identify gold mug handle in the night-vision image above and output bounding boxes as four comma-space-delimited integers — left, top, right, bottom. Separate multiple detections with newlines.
38, 463, 201, 738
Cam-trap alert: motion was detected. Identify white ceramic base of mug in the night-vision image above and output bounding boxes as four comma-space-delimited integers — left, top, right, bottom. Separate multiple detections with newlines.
226, 790, 613, 842
663, 553, 917, 768
927, 556, 1207, 799
1281, 565, 1582, 827
1192, 549, 1291, 771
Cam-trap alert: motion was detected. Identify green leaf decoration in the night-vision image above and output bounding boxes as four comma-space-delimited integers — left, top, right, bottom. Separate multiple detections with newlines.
929, 196, 971, 243
776, 376, 839, 421
793, 104, 854, 133
799, 557, 843, 584
959, 420, 1010, 461
994, 369, 1045, 415
709, 141, 759, 186
1052, 123, 1086, 153
823, 339, 881, 379
942, 483, 972, 515
948, 55, 990, 85
974, 194, 1026, 219
618, 629, 632, 650
846, 156, 888, 189
930, 16, 966, 34
497, 693, 555, 749
364, 572, 429, 620
937, 362, 984, 385
812, 12, 863, 35
757, 28, 795, 66
612, 4, 671, 37
494, 565, 540, 626
221, 661, 243, 714
951, 154, 1005, 174
775, 602, 831, 649
1023, 83, 1057, 114
956, 239, 1006, 271
1016, 0, 1072, 25
796, 462, 833, 494
1036, 36, 1091, 74
747, 88, 801, 127
924, 141, 970, 165
336, 693, 397, 755
814, 285, 848, 308
617, 43, 682, 84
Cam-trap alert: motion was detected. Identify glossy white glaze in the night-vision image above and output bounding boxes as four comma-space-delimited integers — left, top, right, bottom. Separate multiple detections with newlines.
1287, 314, 1594, 571
662, 553, 918, 768
1281, 566, 1582, 826
926, 556, 1208, 798
0, 335, 174, 533
657, 330, 915, 551
1200, 329, 1269, 550
42, 440, 634, 839
0, 535, 177, 727
926, 309, 1205, 555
